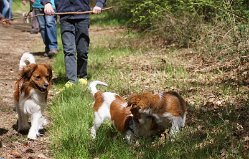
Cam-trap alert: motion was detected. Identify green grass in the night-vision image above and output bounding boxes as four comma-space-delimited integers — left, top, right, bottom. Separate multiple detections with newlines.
90, 12, 124, 27
12, 0, 29, 13
49, 14, 248, 159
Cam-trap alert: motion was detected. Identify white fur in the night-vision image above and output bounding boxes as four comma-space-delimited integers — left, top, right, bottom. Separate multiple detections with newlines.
89, 81, 132, 141
19, 52, 35, 71
139, 92, 187, 137
17, 86, 48, 140
89, 80, 108, 95
139, 109, 186, 136
90, 91, 117, 139
16, 53, 47, 140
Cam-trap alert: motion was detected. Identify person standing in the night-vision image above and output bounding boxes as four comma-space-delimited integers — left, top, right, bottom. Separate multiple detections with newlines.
0, 0, 3, 20
41, 0, 106, 87
1, 0, 12, 26
22, 0, 40, 34
33, 0, 58, 57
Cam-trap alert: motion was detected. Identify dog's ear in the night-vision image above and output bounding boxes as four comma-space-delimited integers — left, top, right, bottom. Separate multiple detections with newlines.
20, 64, 37, 80
124, 107, 132, 116
130, 106, 141, 122
130, 106, 139, 114
127, 94, 140, 107
137, 99, 149, 108
44, 64, 53, 81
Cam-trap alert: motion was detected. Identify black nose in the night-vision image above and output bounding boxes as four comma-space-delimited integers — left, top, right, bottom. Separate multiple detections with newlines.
44, 83, 49, 87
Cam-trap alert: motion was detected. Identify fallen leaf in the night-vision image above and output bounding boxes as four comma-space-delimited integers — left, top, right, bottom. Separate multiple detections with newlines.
244, 136, 249, 142
10, 150, 22, 158
37, 153, 48, 159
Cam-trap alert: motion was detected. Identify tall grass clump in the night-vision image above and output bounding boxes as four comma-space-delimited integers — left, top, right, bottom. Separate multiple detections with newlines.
108, 0, 249, 54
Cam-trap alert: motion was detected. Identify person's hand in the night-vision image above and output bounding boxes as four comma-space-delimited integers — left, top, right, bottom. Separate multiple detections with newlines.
22, 0, 27, 6
30, 0, 35, 3
93, 6, 102, 14
44, 3, 55, 15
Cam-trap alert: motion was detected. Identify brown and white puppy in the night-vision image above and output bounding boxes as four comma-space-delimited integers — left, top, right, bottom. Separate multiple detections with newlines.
14, 52, 52, 140
89, 81, 135, 142
127, 91, 187, 136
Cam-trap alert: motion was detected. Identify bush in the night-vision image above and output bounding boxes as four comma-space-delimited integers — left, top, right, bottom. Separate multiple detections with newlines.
108, 0, 249, 48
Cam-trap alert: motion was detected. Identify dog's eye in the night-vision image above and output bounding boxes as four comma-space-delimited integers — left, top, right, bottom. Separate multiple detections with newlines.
35, 76, 41, 80
46, 75, 50, 80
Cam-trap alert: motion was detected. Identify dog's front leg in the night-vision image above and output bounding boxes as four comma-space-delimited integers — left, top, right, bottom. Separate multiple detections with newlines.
28, 111, 42, 140
17, 105, 30, 132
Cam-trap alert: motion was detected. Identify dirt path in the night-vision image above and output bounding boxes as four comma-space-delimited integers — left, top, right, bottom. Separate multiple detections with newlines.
0, 14, 53, 159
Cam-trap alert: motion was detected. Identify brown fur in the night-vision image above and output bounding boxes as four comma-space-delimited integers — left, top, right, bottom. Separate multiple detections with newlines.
93, 92, 104, 112
128, 91, 186, 118
14, 63, 52, 104
110, 95, 132, 132
127, 91, 187, 136
93, 91, 132, 133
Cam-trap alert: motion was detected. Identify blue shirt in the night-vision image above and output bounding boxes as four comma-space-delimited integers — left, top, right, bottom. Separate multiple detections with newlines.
41, 0, 106, 20
33, 0, 55, 9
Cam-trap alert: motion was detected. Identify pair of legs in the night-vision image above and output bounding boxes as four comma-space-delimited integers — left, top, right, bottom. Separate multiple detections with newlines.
160, 112, 187, 136
17, 106, 47, 140
30, 2, 39, 33
34, 8, 58, 54
2, 0, 12, 20
60, 18, 90, 83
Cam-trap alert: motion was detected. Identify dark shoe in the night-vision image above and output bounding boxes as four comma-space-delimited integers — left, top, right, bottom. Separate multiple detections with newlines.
30, 29, 39, 34
48, 49, 58, 57
44, 47, 49, 57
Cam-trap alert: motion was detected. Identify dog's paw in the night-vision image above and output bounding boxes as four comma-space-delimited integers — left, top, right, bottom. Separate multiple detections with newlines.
90, 127, 96, 139
27, 129, 41, 140
27, 133, 37, 140
42, 117, 48, 126
38, 116, 48, 130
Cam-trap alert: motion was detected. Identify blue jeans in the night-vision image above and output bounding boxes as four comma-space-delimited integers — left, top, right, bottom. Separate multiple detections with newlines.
2, 0, 12, 19
34, 9, 57, 52
60, 19, 90, 83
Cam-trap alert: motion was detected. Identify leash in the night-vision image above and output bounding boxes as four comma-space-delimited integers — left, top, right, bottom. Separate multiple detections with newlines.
25, 6, 113, 18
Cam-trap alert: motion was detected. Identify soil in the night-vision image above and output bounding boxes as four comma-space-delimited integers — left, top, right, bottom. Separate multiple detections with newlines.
0, 14, 53, 159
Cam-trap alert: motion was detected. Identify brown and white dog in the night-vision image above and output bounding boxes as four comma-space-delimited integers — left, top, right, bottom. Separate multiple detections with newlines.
89, 81, 136, 142
127, 91, 187, 137
14, 52, 52, 140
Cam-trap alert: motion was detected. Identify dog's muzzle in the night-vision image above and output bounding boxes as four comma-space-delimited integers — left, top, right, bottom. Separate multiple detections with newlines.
35, 82, 49, 93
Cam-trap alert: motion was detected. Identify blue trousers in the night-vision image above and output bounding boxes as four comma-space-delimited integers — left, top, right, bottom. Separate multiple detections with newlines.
2, 0, 12, 19
34, 9, 58, 52
60, 19, 90, 83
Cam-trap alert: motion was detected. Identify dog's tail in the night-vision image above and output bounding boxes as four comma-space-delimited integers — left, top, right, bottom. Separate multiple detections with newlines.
89, 80, 108, 95
19, 52, 36, 71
